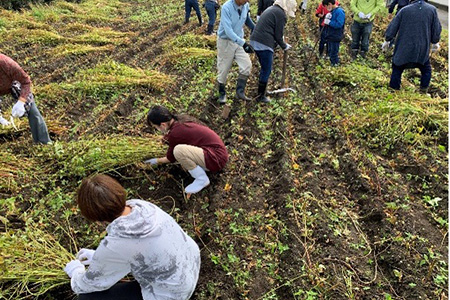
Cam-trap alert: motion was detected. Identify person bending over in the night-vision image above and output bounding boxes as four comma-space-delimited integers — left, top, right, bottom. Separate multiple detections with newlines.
146, 105, 229, 194
64, 174, 201, 300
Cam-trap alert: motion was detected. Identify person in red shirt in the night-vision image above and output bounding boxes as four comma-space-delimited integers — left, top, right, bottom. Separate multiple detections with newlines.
145, 105, 228, 194
315, 0, 339, 57
0, 53, 51, 144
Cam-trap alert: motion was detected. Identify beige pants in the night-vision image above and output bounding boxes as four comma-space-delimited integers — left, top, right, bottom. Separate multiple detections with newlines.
173, 144, 208, 171
217, 37, 252, 84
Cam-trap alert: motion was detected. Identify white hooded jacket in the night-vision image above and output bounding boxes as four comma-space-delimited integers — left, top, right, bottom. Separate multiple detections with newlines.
70, 199, 201, 300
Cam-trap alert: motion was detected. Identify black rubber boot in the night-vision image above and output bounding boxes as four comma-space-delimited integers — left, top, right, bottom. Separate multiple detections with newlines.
351, 49, 358, 60
257, 81, 270, 103
206, 24, 214, 35
218, 82, 226, 104
235, 75, 251, 101
198, 16, 203, 26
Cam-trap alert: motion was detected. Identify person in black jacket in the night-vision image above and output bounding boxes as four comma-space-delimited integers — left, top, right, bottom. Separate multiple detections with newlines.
257, 0, 274, 21
250, 0, 297, 103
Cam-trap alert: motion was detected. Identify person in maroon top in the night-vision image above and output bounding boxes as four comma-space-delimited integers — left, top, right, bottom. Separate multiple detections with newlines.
0, 53, 51, 144
145, 105, 228, 194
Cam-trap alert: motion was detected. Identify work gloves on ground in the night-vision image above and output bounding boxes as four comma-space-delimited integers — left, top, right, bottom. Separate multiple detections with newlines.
284, 43, 292, 51
381, 40, 390, 51
0, 116, 10, 126
11, 100, 26, 118
145, 158, 158, 165
243, 42, 255, 53
76, 248, 95, 265
431, 43, 440, 53
64, 260, 85, 278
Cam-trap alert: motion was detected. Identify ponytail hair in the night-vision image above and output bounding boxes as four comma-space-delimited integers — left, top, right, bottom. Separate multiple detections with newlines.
147, 105, 204, 127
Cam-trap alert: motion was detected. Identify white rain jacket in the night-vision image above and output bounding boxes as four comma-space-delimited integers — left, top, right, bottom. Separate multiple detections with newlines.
70, 199, 201, 300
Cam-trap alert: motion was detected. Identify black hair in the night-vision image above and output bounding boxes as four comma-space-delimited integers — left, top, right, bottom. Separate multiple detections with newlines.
147, 105, 176, 126
322, 0, 335, 5
147, 105, 203, 127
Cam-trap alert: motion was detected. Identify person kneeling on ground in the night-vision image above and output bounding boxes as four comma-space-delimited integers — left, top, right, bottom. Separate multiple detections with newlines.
145, 105, 229, 194
64, 174, 201, 300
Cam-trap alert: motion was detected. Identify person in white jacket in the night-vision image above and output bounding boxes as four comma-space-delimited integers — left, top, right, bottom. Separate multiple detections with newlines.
64, 174, 201, 300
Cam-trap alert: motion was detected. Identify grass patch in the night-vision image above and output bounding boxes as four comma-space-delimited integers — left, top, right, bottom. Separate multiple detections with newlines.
36, 60, 174, 101
0, 223, 73, 299
0, 151, 36, 193
48, 43, 114, 57
33, 135, 167, 177
345, 89, 448, 151
3, 28, 65, 46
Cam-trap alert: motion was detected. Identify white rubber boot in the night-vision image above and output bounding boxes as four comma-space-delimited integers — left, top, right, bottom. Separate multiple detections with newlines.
185, 166, 210, 194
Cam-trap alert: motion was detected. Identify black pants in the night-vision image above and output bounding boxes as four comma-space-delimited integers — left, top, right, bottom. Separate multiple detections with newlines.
79, 281, 143, 300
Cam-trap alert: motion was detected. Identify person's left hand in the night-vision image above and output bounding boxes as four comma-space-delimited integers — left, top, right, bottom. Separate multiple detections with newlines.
76, 248, 96, 265
11, 101, 26, 118
365, 13, 372, 19
243, 42, 255, 53
0, 116, 10, 126
431, 43, 440, 53
284, 43, 292, 51
324, 18, 331, 25
64, 260, 85, 278
325, 13, 332, 19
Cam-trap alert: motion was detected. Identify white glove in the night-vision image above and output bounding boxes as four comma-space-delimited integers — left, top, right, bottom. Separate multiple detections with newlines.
11, 101, 26, 118
256, 15, 260, 22
76, 248, 95, 265
358, 12, 365, 19
284, 43, 292, 51
144, 158, 158, 165
0, 116, 10, 126
64, 260, 85, 278
365, 13, 372, 19
431, 43, 440, 53
324, 18, 331, 25
325, 13, 332, 19
381, 40, 390, 51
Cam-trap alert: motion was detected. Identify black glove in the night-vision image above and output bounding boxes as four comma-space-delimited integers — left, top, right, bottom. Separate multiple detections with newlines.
243, 42, 254, 53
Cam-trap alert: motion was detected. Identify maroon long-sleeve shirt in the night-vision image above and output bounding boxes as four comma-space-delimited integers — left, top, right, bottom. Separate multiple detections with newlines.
0, 54, 32, 98
164, 122, 229, 172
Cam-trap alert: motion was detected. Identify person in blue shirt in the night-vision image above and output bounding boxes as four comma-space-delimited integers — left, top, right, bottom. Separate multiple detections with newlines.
216, 0, 255, 104
322, 0, 345, 66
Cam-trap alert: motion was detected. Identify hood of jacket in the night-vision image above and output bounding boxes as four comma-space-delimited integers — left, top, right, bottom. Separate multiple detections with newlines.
106, 199, 162, 239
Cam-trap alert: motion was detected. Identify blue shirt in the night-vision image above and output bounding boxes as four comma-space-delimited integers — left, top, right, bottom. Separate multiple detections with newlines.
218, 0, 255, 46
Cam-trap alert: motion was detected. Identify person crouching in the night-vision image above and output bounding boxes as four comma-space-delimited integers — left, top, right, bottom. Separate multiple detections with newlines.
145, 105, 229, 194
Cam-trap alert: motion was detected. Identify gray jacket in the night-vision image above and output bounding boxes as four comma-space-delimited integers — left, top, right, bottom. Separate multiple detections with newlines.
385, 0, 441, 66
70, 200, 201, 300
250, 5, 287, 50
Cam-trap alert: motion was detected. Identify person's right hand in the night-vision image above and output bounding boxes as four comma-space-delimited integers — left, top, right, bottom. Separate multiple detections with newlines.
144, 158, 158, 165
381, 40, 390, 51
76, 248, 96, 266
325, 13, 332, 19
284, 43, 292, 51
0, 116, 10, 126
243, 42, 255, 53
358, 12, 365, 19
11, 100, 26, 118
